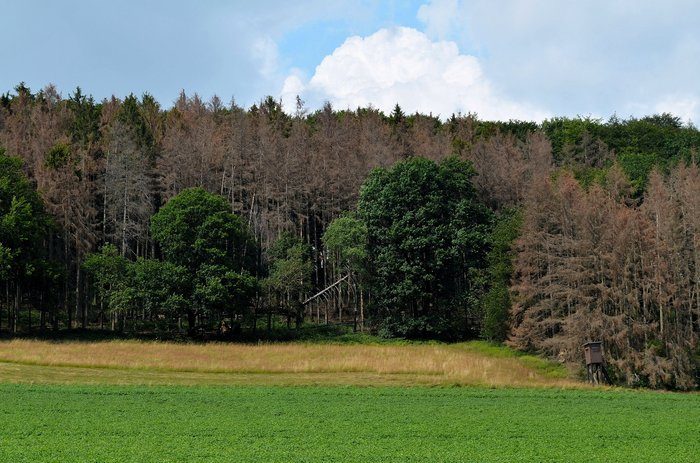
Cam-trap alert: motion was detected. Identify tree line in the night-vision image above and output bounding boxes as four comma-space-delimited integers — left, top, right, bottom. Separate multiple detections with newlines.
1, 82, 698, 388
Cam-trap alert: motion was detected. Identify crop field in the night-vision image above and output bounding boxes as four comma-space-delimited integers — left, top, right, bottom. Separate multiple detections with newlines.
0, 384, 698, 463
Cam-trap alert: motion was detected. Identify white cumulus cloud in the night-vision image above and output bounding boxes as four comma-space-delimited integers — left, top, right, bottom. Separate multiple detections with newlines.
251, 36, 279, 80
414, 0, 700, 123
280, 27, 548, 121
654, 96, 699, 125
416, 0, 460, 40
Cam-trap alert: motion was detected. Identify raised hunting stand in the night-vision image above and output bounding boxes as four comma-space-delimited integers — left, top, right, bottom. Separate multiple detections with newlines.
583, 341, 611, 385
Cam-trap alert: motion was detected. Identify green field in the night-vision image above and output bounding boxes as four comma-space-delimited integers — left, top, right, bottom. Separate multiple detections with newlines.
1, 384, 698, 463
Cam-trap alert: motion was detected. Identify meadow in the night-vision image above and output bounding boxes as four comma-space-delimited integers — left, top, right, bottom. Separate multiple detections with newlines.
0, 339, 572, 387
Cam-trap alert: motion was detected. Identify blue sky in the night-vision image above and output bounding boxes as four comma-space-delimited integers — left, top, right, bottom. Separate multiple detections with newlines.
2, 1, 699, 122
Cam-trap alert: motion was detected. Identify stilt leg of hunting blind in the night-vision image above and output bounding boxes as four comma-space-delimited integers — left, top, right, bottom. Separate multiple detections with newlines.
593, 365, 600, 385
587, 363, 610, 385
583, 341, 610, 385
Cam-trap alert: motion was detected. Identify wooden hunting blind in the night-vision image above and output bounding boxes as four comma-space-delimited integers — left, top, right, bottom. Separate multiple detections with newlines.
583, 341, 603, 365
583, 341, 610, 385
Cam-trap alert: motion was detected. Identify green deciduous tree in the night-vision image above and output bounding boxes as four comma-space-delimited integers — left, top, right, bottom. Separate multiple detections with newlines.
481, 210, 521, 341
323, 215, 367, 329
83, 244, 131, 329
0, 148, 55, 331
150, 187, 256, 332
132, 258, 189, 325
323, 215, 367, 274
151, 188, 249, 270
358, 156, 491, 339
265, 233, 312, 328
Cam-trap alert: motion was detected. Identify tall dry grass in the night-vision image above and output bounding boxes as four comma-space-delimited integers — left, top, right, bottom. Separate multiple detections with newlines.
0, 339, 579, 388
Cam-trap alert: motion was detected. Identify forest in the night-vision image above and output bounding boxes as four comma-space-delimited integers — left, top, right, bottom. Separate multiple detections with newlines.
1, 83, 699, 389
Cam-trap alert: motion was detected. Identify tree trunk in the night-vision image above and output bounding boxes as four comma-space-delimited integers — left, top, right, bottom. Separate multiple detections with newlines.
1, 282, 6, 333
103, 181, 107, 242
14, 282, 20, 334
353, 281, 358, 332
77, 266, 85, 329
187, 310, 196, 334
5, 284, 10, 332
122, 184, 128, 256
360, 289, 365, 332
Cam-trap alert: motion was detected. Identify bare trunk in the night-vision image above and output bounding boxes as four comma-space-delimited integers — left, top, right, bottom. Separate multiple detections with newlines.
360, 286, 365, 331
122, 183, 128, 256
187, 310, 196, 334
14, 282, 20, 334
76, 266, 84, 329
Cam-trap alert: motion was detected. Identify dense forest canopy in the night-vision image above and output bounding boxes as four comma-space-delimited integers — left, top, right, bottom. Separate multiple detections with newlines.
0, 83, 699, 389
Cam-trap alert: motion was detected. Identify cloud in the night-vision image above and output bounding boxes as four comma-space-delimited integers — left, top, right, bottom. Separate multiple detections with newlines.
251, 36, 279, 80
414, 0, 700, 123
654, 96, 699, 125
281, 27, 548, 120
416, 0, 460, 40
0, 0, 373, 106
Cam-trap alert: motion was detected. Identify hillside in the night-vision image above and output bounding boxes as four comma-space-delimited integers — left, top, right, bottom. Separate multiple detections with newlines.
1, 86, 699, 389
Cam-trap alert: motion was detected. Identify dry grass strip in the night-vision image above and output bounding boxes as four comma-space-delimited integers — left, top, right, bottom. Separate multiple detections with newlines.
0, 339, 583, 388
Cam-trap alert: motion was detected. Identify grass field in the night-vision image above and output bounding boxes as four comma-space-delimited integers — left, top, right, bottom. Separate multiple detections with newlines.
0, 339, 698, 462
1, 384, 698, 463
0, 339, 573, 387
